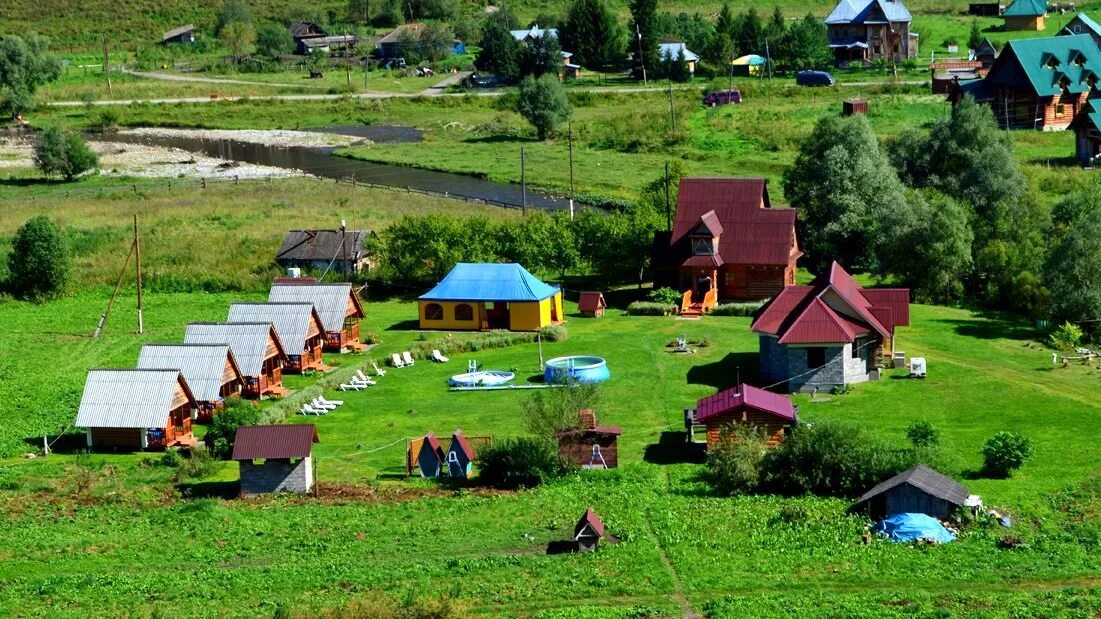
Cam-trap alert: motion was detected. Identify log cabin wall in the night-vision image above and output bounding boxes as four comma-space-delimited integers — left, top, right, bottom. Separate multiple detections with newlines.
704, 413, 791, 448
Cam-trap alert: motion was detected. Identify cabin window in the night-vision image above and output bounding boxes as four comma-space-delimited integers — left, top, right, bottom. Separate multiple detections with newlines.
454, 303, 474, 321
1074, 25, 1082, 33
424, 303, 444, 320
806, 347, 826, 369
691, 237, 715, 255
1056, 104, 1067, 118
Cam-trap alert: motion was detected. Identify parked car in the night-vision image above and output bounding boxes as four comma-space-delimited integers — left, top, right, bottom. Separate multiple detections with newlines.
466, 73, 502, 88
703, 89, 742, 105
796, 70, 836, 87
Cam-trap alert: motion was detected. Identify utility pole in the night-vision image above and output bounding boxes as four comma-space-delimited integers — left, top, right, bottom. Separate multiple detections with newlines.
668, 81, 676, 131
345, 33, 352, 89
765, 38, 773, 80
341, 219, 349, 281
728, 47, 735, 91
635, 24, 648, 87
567, 122, 575, 219
520, 146, 527, 215
664, 161, 671, 231
93, 238, 136, 338
134, 214, 144, 334
102, 35, 113, 95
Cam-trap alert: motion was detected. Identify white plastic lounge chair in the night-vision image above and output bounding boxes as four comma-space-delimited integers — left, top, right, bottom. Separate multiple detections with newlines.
318, 395, 343, 407
372, 362, 387, 376
310, 397, 337, 411
391, 353, 406, 368
431, 349, 450, 363
354, 370, 376, 385
300, 404, 327, 415
339, 382, 365, 391
403, 351, 416, 366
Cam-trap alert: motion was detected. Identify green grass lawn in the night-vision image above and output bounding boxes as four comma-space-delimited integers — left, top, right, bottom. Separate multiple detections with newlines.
1, 292, 1101, 616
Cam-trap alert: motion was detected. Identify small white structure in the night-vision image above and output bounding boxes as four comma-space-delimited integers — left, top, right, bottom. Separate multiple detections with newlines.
910, 356, 927, 378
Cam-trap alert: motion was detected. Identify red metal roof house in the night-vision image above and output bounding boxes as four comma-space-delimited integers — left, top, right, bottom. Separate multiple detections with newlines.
652, 178, 800, 315
691, 384, 797, 448
751, 262, 909, 392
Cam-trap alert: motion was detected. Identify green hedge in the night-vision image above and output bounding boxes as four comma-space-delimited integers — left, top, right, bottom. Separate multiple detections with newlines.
710, 301, 766, 317
627, 301, 676, 316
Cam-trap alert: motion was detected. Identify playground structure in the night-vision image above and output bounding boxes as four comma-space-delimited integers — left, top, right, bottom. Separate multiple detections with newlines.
407, 431, 493, 477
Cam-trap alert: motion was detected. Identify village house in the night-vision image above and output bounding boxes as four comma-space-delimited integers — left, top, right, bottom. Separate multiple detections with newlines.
297, 34, 357, 56
184, 322, 289, 398
1071, 99, 1101, 164
136, 343, 243, 421
556, 409, 621, 468
972, 38, 999, 69
227, 302, 327, 373
161, 25, 195, 45
824, 0, 918, 64
652, 178, 800, 314
1061, 12, 1101, 47
1002, 0, 1047, 31
751, 262, 910, 393
659, 42, 700, 74
75, 369, 198, 450
507, 25, 580, 77
275, 229, 376, 276
268, 280, 366, 351
374, 23, 464, 59
952, 34, 1101, 131
853, 465, 970, 519
689, 384, 797, 448
233, 424, 319, 496
290, 21, 328, 43
417, 263, 564, 331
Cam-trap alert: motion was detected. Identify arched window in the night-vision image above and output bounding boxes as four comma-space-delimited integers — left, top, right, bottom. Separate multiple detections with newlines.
454, 303, 474, 321
424, 303, 444, 320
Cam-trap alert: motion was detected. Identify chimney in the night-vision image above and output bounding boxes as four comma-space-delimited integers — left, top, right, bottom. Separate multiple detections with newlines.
578, 409, 597, 430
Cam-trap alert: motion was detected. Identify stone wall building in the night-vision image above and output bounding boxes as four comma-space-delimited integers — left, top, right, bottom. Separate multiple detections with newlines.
232, 425, 319, 496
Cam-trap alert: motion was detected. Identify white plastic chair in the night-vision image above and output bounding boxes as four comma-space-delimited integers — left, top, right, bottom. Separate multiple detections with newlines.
372, 362, 387, 376
318, 396, 343, 407
311, 397, 337, 411
391, 353, 406, 368
354, 370, 376, 385
432, 349, 450, 363
403, 351, 416, 366
300, 404, 327, 415
339, 382, 365, 391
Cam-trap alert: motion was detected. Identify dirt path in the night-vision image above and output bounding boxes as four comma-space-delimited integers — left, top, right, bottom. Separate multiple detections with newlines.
647, 469, 699, 619
121, 68, 326, 90
420, 71, 473, 96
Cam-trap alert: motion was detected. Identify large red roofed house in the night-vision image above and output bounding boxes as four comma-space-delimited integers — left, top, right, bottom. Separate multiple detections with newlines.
652, 178, 800, 315
692, 383, 798, 448
751, 262, 909, 392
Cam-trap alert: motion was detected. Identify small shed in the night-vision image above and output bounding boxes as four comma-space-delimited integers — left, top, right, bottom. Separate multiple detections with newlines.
843, 99, 868, 115
853, 465, 969, 520
161, 25, 195, 45
557, 409, 621, 469
692, 384, 797, 448
577, 291, 607, 317
232, 424, 319, 495
446, 429, 475, 478
968, 2, 1001, 16
418, 432, 446, 478
574, 508, 605, 552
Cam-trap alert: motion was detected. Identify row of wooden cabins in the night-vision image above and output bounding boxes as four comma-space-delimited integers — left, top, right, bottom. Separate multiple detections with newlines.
75, 280, 365, 451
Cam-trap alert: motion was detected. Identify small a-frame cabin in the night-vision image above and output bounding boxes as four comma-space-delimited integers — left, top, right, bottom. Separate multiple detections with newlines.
268, 281, 366, 351
446, 429, 475, 478
574, 508, 606, 552
578, 291, 607, 317
228, 302, 327, 373
184, 322, 290, 398
417, 432, 446, 478
136, 343, 244, 421
75, 369, 198, 450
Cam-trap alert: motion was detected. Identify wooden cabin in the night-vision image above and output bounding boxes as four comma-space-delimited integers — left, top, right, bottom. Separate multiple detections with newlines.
556, 409, 621, 469
228, 302, 327, 373
416, 432, 446, 478
136, 343, 243, 422
843, 99, 868, 115
276, 229, 376, 276
417, 263, 564, 332
269, 281, 366, 351
577, 291, 607, 317
161, 25, 195, 45
825, 0, 917, 63
1072, 99, 1101, 165
446, 429, 475, 478
691, 384, 797, 448
1060, 12, 1101, 49
853, 465, 970, 519
75, 369, 198, 450
1002, 0, 1046, 30
233, 424, 319, 495
184, 322, 289, 398
574, 508, 605, 552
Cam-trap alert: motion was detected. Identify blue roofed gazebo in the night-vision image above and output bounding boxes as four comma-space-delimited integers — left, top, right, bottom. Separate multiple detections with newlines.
417, 263, 564, 331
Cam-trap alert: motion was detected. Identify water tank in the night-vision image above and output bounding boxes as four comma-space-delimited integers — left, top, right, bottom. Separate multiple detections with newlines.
286, 267, 302, 278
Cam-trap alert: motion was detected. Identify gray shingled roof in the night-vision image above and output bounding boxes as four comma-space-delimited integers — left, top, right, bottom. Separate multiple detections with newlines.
275, 230, 371, 263
75, 369, 191, 429
856, 465, 970, 506
184, 322, 285, 377
227, 302, 321, 354
268, 283, 362, 332
136, 343, 238, 402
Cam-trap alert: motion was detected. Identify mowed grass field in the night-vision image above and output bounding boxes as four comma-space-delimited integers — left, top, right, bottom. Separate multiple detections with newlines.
1, 292, 1101, 616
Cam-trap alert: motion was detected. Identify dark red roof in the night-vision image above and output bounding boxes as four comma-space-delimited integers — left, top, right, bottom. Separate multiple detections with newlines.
694, 384, 796, 424
578, 292, 606, 312
231, 424, 318, 460
751, 262, 909, 345
273, 276, 320, 285
423, 431, 443, 455
574, 508, 605, 538
670, 178, 799, 266
450, 429, 475, 459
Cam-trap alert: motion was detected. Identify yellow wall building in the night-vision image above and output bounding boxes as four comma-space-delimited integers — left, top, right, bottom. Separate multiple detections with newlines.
417, 263, 564, 331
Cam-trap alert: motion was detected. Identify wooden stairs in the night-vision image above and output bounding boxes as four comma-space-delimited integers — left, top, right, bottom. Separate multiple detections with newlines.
679, 288, 717, 318
170, 434, 199, 449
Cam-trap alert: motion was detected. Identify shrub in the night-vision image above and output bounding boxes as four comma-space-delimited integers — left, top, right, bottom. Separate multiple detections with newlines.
477, 437, 568, 489
905, 421, 940, 448
1049, 321, 1084, 352
626, 301, 675, 316
170, 447, 219, 482
522, 382, 601, 438
33, 126, 98, 180
538, 324, 568, 342
7, 215, 71, 300
516, 74, 570, 140
981, 431, 1033, 478
996, 534, 1026, 550
648, 287, 682, 306
707, 424, 768, 495
86, 107, 122, 133
204, 396, 261, 459
710, 301, 766, 317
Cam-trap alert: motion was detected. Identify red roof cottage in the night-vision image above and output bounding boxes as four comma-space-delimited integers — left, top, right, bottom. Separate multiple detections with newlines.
652, 178, 800, 315
691, 384, 797, 449
751, 262, 909, 392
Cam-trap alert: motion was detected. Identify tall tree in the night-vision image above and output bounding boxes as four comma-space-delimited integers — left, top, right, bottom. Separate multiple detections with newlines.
1045, 207, 1101, 323
774, 13, 829, 70
0, 35, 62, 118
560, 0, 625, 69
348, 0, 372, 23
766, 6, 786, 40
476, 12, 523, 82
7, 215, 71, 300
220, 21, 257, 63
216, 0, 254, 34
33, 126, 98, 181
707, 3, 736, 64
519, 33, 563, 78
733, 8, 763, 55
516, 74, 571, 140
628, 0, 659, 80
967, 21, 984, 51
256, 23, 294, 58
876, 190, 974, 303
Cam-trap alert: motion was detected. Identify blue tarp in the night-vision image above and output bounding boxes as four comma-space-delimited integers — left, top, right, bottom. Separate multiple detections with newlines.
419, 263, 559, 302
874, 513, 956, 543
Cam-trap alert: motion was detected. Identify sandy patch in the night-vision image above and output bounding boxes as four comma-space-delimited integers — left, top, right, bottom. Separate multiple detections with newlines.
120, 127, 358, 148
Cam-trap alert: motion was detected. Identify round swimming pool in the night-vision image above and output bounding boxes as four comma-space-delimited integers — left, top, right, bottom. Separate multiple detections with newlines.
449, 370, 516, 387
543, 356, 610, 384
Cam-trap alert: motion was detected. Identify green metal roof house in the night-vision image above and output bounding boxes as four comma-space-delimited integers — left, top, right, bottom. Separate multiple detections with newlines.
1003, 0, 1047, 30
1060, 12, 1101, 48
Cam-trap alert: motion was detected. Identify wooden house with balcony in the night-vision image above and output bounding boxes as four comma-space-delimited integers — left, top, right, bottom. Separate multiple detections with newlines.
952, 34, 1101, 131
268, 281, 366, 351
228, 302, 328, 373
652, 178, 800, 316
75, 369, 198, 450
136, 343, 244, 422
825, 0, 918, 64
184, 323, 290, 398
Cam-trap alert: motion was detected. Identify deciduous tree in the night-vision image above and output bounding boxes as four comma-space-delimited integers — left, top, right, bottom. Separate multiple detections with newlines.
516, 74, 570, 140
7, 215, 71, 300
33, 126, 98, 181
0, 35, 62, 118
